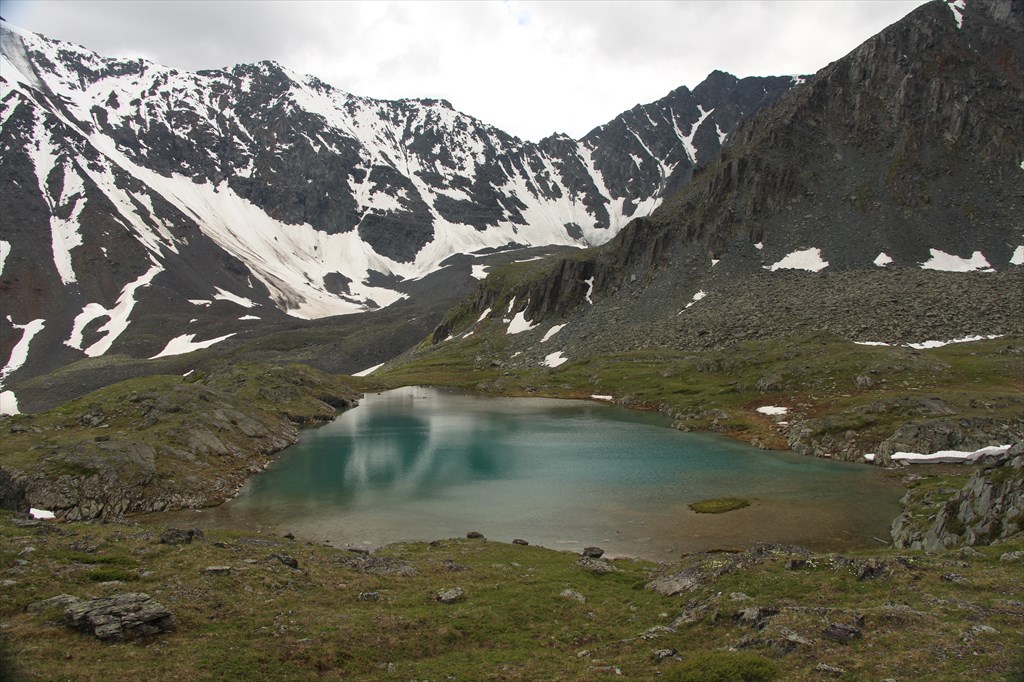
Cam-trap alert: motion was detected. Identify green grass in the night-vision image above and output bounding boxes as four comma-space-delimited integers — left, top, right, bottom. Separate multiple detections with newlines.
1, 512, 1020, 681
688, 498, 751, 514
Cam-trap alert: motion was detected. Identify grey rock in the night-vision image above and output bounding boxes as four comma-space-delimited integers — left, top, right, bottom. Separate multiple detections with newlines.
270, 554, 299, 569
512, 538, 529, 545
436, 587, 464, 604
466, 531, 485, 539
821, 623, 861, 643
337, 555, 417, 577
28, 594, 82, 613
573, 557, 618, 574
64, 593, 174, 641
581, 546, 605, 558
1000, 550, 1024, 562
732, 606, 779, 630
356, 591, 380, 602
651, 648, 676, 660
560, 589, 586, 603
203, 566, 232, 576
159, 528, 204, 545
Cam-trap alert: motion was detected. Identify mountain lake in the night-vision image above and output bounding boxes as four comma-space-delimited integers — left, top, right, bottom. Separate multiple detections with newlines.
156, 386, 904, 559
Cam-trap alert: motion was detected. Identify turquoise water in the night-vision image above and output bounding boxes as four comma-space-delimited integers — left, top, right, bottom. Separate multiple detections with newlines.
167, 387, 902, 559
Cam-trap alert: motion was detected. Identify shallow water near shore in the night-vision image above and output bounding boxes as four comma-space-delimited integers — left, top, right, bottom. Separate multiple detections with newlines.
155, 387, 903, 559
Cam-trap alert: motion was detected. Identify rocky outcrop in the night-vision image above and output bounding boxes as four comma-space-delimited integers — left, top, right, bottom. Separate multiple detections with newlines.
64, 593, 174, 641
0, 364, 359, 520
892, 442, 1024, 550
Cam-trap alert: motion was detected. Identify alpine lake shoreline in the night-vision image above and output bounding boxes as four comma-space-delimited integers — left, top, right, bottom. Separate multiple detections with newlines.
1, 334, 1022, 680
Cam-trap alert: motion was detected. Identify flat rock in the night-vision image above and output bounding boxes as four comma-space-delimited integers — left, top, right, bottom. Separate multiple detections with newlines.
821, 623, 862, 643
573, 556, 618, 574
64, 592, 174, 641
203, 566, 232, 576
436, 587, 464, 604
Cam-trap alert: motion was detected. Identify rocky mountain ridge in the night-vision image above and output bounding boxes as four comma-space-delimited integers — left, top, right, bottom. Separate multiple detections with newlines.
423, 0, 1023, 362
0, 17, 795, 407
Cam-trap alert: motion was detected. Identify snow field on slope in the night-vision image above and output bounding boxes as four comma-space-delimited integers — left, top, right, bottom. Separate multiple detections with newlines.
64, 263, 163, 357
919, 249, 993, 272
150, 332, 236, 359
767, 247, 829, 272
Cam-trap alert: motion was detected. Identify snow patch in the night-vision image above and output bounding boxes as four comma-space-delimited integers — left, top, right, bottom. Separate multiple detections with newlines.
541, 324, 566, 343
919, 249, 992, 272
591, 394, 613, 401
0, 240, 10, 275
754, 242, 764, 250
906, 334, 1003, 349
506, 310, 537, 335
29, 508, 56, 520
946, 0, 965, 29
873, 252, 893, 267
470, 264, 489, 280
543, 351, 568, 368
685, 290, 707, 309
0, 390, 20, 415
1010, 246, 1024, 266
475, 307, 492, 324
756, 406, 789, 416
238, 315, 260, 321
1, 318, 45, 387
768, 247, 828, 272
214, 287, 256, 308
892, 444, 1010, 464
353, 363, 384, 377
150, 332, 236, 359
584, 277, 595, 305
863, 453, 876, 463
66, 263, 162, 357
188, 299, 212, 307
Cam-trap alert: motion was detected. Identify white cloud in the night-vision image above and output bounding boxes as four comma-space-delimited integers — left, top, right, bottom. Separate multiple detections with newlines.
3, 0, 929, 141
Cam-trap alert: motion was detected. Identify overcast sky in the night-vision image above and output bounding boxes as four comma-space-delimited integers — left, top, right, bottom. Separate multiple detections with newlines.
3, 0, 929, 141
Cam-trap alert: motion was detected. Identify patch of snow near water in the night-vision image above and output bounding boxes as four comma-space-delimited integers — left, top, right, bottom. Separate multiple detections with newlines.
767, 248, 828, 272
29, 508, 56, 519
353, 363, 384, 377
873, 252, 893, 267
541, 324, 566, 343
506, 310, 537, 335
919, 249, 992, 272
543, 351, 568, 368
591, 395, 613, 401
756, 406, 789, 416
892, 444, 1011, 464
150, 332, 236, 359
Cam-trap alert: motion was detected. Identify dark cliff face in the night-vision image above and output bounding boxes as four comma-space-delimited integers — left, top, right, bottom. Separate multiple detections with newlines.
427, 0, 1024, 356
0, 16, 795, 397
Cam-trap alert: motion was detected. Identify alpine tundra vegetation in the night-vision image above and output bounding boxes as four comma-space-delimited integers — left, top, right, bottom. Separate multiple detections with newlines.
1, 0, 1022, 680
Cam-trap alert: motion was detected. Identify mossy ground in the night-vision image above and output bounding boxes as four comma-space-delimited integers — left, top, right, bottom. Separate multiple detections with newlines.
1, 513, 1021, 681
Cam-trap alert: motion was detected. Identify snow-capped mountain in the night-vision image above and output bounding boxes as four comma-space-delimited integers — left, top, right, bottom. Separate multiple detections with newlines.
0, 17, 794, 399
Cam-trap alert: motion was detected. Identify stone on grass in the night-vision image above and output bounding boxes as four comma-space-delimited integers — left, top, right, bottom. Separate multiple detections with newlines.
436, 587, 464, 604
159, 528, 204, 545
512, 538, 529, 546
560, 589, 586, 603
28, 594, 81, 613
203, 566, 231, 576
270, 553, 299, 569
64, 593, 174, 641
581, 546, 604, 558
466, 531, 485, 539
574, 556, 618, 574
356, 591, 380, 602
821, 623, 861, 643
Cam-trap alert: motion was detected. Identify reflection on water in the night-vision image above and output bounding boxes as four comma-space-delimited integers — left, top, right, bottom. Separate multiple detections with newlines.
155, 387, 903, 559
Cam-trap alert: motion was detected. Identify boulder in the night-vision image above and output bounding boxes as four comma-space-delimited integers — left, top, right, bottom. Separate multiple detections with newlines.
64, 593, 174, 641
581, 546, 604, 558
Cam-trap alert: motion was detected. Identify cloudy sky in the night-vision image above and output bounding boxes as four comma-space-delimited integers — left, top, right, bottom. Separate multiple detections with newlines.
4, 0, 928, 141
